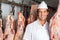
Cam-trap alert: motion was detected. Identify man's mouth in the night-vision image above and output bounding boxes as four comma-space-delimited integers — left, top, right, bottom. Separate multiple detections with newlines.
41, 16, 45, 18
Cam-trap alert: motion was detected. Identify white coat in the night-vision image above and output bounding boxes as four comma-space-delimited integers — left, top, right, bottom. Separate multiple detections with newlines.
23, 19, 50, 40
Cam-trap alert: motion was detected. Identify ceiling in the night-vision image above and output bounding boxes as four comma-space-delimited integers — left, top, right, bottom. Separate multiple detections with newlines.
32, 0, 59, 9
1, 0, 59, 9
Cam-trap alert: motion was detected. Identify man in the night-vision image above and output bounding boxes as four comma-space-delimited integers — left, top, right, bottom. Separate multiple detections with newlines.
23, 1, 50, 40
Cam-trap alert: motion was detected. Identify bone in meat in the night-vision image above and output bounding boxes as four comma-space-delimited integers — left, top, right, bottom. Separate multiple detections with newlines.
4, 15, 15, 40
49, 0, 60, 40
14, 12, 25, 40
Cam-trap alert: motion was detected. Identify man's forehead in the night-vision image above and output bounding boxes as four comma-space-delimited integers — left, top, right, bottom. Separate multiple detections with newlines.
38, 8, 48, 11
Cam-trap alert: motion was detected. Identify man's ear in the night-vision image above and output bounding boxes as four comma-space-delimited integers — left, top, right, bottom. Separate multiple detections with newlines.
47, 9, 49, 14
47, 11, 49, 15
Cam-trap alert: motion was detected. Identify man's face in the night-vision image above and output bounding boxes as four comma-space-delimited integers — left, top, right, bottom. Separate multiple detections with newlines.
38, 8, 49, 21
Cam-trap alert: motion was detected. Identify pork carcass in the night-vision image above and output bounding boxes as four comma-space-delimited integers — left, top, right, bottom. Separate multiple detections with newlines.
0, 19, 3, 40
14, 12, 25, 40
4, 15, 15, 40
49, 0, 60, 40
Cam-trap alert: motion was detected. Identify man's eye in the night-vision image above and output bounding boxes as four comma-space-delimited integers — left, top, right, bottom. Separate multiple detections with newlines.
44, 11, 46, 13
40, 12, 42, 13
39, 11, 41, 12
39, 11, 42, 13
58, 15, 60, 17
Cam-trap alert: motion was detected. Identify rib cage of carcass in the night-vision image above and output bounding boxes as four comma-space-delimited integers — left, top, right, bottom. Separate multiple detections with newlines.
14, 12, 25, 40
0, 19, 3, 40
49, 0, 60, 40
4, 15, 15, 40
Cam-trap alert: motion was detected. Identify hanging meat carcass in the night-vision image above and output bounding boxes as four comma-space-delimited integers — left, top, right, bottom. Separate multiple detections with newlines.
4, 15, 15, 40
49, 0, 60, 40
14, 12, 25, 40
0, 19, 3, 40
27, 4, 38, 24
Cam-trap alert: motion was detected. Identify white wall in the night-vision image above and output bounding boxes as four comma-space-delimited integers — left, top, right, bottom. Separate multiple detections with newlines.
8, 0, 22, 4
1, 0, 30, 20
14, 6, 21, 20
1, 3, 21, 20
8, 0, 30, 5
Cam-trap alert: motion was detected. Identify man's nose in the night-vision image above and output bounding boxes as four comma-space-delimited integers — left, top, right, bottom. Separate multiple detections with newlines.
41, 12, 44, 15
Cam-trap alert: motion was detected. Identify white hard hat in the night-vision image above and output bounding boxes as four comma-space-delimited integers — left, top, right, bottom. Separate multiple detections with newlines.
38, 1, 48, 9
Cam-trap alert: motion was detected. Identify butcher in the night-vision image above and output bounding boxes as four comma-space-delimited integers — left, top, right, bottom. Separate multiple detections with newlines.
49, 0, 60, 40
0, 19, 3, 40
4, 15, 15, 40
23, 1, 50, 40
14, 12, 25, 40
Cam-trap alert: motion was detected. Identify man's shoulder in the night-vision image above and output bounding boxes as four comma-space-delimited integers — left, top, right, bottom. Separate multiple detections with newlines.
26, 20, 38, 28
28, 20, 37, 26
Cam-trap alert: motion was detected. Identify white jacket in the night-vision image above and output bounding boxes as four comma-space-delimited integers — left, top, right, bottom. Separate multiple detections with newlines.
23, 19, 50, 40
